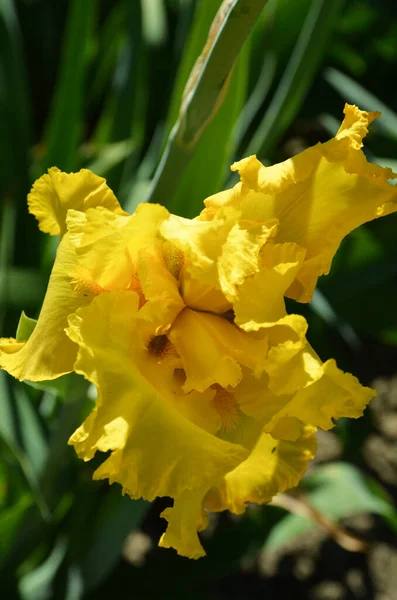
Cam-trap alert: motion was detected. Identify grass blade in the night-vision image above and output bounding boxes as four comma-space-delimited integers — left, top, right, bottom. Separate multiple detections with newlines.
81, 490, 147, 591
245, 0, 345, 157
0, 0, 31, 200
40, 0, 96, 173
324, 67, 397, 139
167, 45, 250, 217
145, 0, 269, 209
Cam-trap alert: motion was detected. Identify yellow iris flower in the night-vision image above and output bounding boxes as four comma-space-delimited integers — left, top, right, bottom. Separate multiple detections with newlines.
1, 104, 397, 558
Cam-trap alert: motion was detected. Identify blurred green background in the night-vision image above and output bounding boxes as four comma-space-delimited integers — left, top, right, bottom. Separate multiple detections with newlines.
1, 0, 397, 598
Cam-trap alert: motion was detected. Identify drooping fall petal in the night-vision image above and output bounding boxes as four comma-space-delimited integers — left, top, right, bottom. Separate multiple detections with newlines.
205, 425, 317, 514
66, 291, 248, 503
0, 235, 90, 381
159, 488, 209, 559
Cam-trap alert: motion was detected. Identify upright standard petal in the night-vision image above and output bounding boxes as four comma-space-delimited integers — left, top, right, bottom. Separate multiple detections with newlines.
66, 203, 174, 306
28, 167, 125, 237
202, 104, 397, 301
233, 242, 307, 330
160, 211, 234, 288
67, 207, 135, 291
217, 219, 278, 302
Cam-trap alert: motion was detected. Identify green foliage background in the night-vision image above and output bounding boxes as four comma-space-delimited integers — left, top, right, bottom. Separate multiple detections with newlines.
1, 0, 397, 597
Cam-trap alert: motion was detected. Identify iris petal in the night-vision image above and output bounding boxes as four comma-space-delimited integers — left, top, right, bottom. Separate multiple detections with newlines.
67, 292, 248, 503
28, 167, 125, 236
205, 425, 317, 514
0, 234, 89, 381
202, 104, 397, 301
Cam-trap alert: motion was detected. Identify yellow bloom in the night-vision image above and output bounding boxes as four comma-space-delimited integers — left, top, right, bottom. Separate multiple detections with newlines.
0, 169, 125, 381
1, 104, 396, 558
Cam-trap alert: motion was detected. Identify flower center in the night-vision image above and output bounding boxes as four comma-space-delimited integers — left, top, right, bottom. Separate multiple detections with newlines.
221, 309, 235, 323
147, 334, 170, 358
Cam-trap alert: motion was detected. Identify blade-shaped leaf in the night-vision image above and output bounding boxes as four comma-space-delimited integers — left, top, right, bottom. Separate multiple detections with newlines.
18, 537, 68, 600
81, 488, 148, 590
144, 0, 268, 210
41, 0, 96, 173
325, 67, 397, 140
245, 0, 345, 157
16, 311, 37, 342
0, 0, 31, 201
0, 494, 33, 564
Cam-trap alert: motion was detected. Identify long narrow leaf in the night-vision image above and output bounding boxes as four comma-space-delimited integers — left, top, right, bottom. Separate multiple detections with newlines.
245, 0, 345, 157
0, 374, 50, 521
41, 0, 96, 173
0, 0, 31, 201
81, 490, 148, 591
94, 1, 146, 197
324, 67, 397, 139
145, 0, 269, 208
167, 44, 250, 217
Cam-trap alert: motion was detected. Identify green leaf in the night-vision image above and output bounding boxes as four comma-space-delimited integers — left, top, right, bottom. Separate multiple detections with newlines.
245, 0, 345, 157
81, 488, 148, 590
126, 0, 223, 213
26, 376, 71, 399
310, 290, 360, 350
0, 374, 50, 520
94, 1, 146, 197
0, 368, 15, 447
65, 565, 84, 600
0, 494, 33, 563
233, 52, 276, 149
264, 463, 397, 552
86, 140, 135, 178
162, 0, 222, 144
18, 537, 68, 600
0, 0, 32, 200
0, 460, 7, 509
166, 42, 250, 218
41, 0, 97, 173
87, 3, 127, 107
141, 0, 167, 46
16, 311, 37, 342
144, 0, 268, 210
324, 67, 397, 139
39, 376, 90, 504
177, 0, 266, 146
13, 383, 48, 478
0, 268, 47, 309
315, 219, 397, 344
